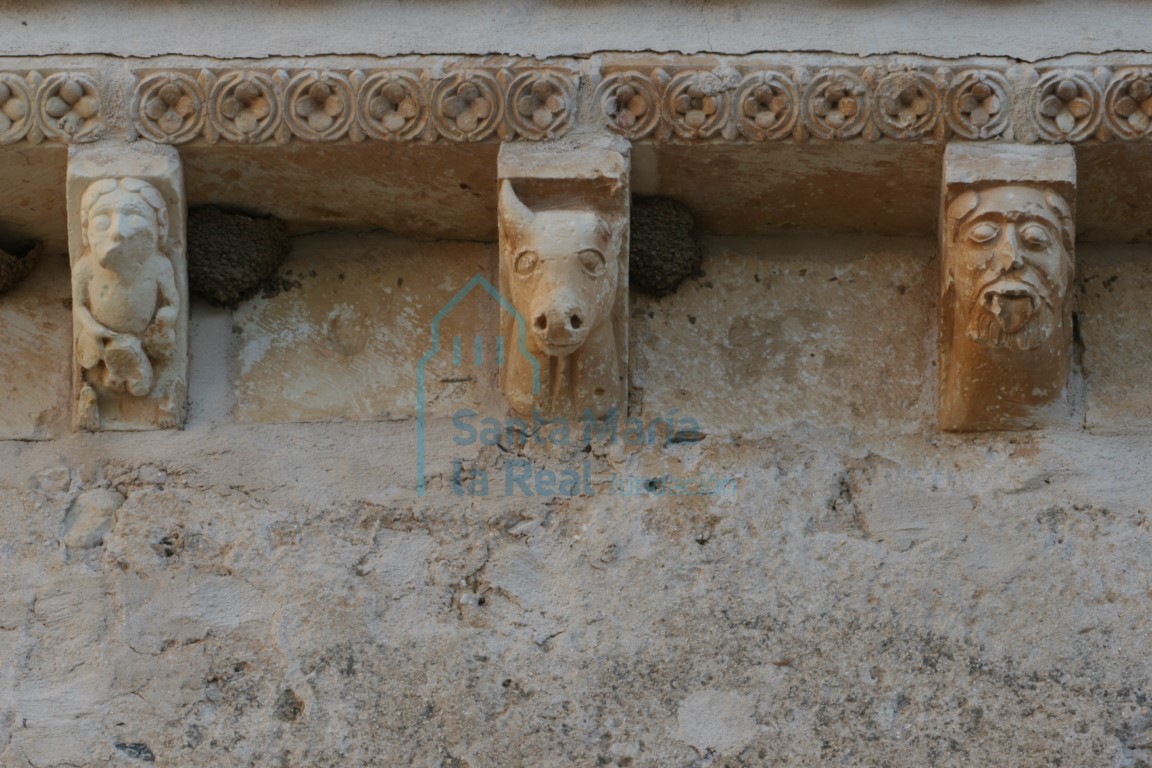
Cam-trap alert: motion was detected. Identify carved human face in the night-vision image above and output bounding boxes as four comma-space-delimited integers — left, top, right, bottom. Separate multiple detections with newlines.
951, 185, 1071, 350
86, 188, 161, 272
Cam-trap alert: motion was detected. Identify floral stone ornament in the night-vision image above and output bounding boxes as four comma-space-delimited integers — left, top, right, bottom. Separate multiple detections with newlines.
135, 73, 204, 143
357, 71, 425, 140
508, 72, 574, 139
286, 72, 354, 141
40, 73, 100, 140
210, 71, 280, 143
432, 72, 502, 141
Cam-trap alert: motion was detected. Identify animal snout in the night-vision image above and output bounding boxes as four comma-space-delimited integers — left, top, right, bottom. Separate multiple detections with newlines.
533, 305, 588, 348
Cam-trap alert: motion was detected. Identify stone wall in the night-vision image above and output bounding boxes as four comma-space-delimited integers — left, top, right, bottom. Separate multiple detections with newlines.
2, 232, 1152, 766
3, 3, 1152, 767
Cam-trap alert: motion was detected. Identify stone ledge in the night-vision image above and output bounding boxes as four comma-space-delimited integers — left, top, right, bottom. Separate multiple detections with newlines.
5, 55, 1152, 147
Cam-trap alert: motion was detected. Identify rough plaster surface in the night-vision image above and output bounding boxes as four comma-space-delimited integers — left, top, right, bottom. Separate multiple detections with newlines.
233, 233, 498, 424
1078, 244, 1152, 432
2, 1, 1152, 60
0, 251, 70, 440
1, 234, 1152, 766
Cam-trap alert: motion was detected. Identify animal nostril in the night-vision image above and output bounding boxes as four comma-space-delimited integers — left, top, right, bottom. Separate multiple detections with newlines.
570, 315, 582, 330
534, 314, 547, 331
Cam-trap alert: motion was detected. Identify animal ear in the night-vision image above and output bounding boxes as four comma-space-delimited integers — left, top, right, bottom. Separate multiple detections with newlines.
499, 180, 534, 231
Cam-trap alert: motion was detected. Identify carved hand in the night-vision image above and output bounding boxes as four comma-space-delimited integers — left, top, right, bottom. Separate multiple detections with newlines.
142, 314, 176, 359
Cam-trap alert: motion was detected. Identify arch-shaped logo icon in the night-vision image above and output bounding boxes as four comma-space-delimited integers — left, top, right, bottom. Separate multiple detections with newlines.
416, 274, 540, 495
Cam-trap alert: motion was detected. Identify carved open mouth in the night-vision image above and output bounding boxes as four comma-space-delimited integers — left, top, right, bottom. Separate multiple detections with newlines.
981, 281, 1036, 334
538, 340, 583, 357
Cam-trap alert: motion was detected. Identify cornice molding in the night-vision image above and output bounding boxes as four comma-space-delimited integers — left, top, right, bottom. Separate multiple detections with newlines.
2, 56, 1152, 146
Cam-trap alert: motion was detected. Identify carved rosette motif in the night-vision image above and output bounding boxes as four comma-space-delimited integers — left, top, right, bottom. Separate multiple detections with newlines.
286, 71, 355, 141
597, 71, 662, 139
1033, 70, 1102, 142
0, 73, 33, 144
507, 70, 575, 140
945, 70, 1010, 140
356, 70, 426, 141
209, 71, 281, 144
875, 71, 940, 140
803, 69, 870, 140
734, 71, 798, 141
134, 72, 205, 144
663, 70, 732, 139
38, 73, 100, 141
431, 71, 502, 141
1105, 68, 1152, 140
25, 59, 1152, 145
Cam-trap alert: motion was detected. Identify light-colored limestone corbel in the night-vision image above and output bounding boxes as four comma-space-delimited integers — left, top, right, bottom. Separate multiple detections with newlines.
939, 143, 1076, 431
497, 139, 630, 420
67, 142, 187, 431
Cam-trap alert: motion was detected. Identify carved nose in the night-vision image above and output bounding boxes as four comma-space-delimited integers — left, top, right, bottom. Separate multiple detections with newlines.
534, 308, 585, 342
993, 234, 1022, 272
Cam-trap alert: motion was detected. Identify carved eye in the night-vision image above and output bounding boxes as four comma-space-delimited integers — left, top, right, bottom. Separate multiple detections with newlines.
1020, 223, 1052, 250
90, 214, 111, 231
967, 222, 999, 244
514, 250, 538, 276
579, 249, 606, 276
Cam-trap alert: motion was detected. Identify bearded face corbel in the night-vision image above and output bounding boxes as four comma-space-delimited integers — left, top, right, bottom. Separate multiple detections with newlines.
939, 143, 1077, 432
947, 185, 1073, 353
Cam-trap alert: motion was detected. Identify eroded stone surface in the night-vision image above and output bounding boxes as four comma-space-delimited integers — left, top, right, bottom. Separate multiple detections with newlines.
233, 233, 498, 423
633, 234, 935, 435
2, 232, 1152, 767
1078, 244, 1152, 432
0, 251, 70, 440
62, 487, 123, 548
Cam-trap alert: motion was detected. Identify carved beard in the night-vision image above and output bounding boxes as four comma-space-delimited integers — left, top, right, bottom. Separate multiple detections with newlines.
965, 281, 1054, 351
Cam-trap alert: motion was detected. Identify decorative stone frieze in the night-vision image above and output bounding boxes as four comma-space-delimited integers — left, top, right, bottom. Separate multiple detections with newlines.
0, 57, 1150, 145
506, 70, 575, 140
67, 143, 188, 431
497, 141, 629, 420
944, 69, 1010, 140
596, 69, 664, 139
355, 70, 427, 141
875, 70, 942, 140
285, 70, 356, 142
804, 68, 874, 140
733, 70, 799, 141
207, 70, 285, 144
0, 70, 101, 144
130, 67, 579, 144
1104, 67, 1152, 139
1032, 70, 1103, 142
39, 72, 101, 141
663, 69, 736, 140
939, 143, 1076, 431
134, 71, 205, 143
430, 69, 504, 141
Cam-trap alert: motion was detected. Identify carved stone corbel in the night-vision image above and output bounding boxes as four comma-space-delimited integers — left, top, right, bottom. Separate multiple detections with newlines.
497, 140, 630, 420
940, 143, 1076, 431
67, 142, 187, 431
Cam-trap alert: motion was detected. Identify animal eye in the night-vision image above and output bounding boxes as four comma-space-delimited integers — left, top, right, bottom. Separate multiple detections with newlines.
1020, 224, 1051, 249
967, 222, 999, 244
514, 251, 538, 276
579, 249, 606, 276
